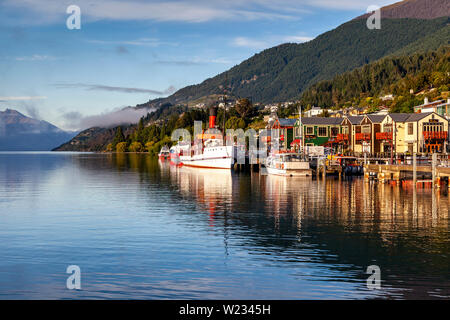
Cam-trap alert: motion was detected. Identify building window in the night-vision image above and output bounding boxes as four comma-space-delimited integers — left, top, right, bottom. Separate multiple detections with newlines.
318, 126, 327, 137
362, 125, 371, 134
408, 123, 413, 135
305, 126, 314, 135
330, 127, 339, 137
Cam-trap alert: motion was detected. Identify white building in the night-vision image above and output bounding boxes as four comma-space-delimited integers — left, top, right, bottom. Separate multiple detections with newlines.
304, 106, 322, 117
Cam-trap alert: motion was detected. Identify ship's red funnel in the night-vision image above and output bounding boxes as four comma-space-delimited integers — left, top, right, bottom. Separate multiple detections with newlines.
209, 106, 217, 129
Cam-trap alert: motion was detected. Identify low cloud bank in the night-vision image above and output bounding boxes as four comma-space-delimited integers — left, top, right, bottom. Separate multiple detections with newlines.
54, 83, 176, 95
62, 107, 154, 131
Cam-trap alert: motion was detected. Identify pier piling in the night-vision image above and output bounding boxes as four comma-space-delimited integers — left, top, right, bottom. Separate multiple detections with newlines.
432, 153, 437, 188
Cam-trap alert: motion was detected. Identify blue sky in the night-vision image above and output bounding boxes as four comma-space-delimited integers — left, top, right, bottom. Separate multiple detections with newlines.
0, 0, 396, 130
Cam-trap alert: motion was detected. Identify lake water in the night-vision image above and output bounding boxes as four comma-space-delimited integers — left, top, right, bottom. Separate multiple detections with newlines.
0, 152, 448, 299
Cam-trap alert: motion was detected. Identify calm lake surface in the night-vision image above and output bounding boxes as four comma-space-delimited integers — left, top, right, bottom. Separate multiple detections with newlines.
0, 152, 448, 299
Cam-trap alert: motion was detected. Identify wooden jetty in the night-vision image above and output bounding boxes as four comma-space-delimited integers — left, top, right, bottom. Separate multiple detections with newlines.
364, 153, 450, 188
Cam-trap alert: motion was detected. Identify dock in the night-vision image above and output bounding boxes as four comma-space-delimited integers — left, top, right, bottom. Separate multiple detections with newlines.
364, 153, 450, 188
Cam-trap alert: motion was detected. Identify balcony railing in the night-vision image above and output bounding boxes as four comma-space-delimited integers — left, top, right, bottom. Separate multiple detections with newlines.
355, 133, 371, 141
336, 133, 349, 142
423, 131, 448, 140
376, 132, 393, 140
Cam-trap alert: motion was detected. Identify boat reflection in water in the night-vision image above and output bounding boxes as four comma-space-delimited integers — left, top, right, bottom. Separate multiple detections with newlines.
160, 158, 449, 299
168, 165, 234, 227
8, 153, 443, 299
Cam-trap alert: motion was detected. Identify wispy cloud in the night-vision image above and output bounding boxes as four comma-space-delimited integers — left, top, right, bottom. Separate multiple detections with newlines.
305, 0, 394, 10
87, 38, 176, 47
53, 83, 176, 95
283, 35, 315, 43
232, 34, 314, 49
232, 37, 269, 49
0, 0, 308, 25
156, 57, 236, 66
0, 96, 47, 101
61, 107, 154, 130
15, 54, 58, 61
0, 0, 398, 26
23, 104, 41, 119
156, 60, 203, 66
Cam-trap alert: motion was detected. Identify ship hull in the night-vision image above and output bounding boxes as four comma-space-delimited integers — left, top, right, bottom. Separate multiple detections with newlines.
180, 146, 234, 169
181, 156, 234, 169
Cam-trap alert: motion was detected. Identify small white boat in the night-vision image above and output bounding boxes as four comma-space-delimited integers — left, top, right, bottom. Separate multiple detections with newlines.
170, 141, 191, 165
158, 145, 170, 160
265, 152, 312, 176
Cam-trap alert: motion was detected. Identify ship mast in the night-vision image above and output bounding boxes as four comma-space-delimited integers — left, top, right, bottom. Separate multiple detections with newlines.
221, 74, 229, 144
298, 105, 303, 153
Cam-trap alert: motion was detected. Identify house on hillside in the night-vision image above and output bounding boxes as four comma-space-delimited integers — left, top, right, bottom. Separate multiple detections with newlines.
414, 98, 450, 119
304, 106, 322, 117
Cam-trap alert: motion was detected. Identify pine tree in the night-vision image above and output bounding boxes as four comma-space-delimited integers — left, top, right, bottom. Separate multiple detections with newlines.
135, 118, 144, 143
112, 126, 125, 147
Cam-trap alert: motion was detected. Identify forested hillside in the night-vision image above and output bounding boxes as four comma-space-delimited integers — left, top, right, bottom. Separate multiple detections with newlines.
140, 16, 449, 107
300, 47, 450, 111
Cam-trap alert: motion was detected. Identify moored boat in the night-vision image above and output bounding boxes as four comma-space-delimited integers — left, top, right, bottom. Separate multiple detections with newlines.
158, 145, 170, 160
170, 141, 190, 165
180, 138, 234, 169
265, 152, 312, 176
179, 106, 234, 170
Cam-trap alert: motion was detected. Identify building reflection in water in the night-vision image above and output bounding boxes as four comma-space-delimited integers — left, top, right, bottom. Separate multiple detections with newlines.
160, 160, 449, 299
97, 154, 450, 299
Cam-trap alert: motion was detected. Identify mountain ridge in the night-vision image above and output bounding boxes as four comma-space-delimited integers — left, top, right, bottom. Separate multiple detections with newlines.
0, 108, 77, 151
138, 16, 449, 107
356, 0, 450, 20
55, 0, 450, 151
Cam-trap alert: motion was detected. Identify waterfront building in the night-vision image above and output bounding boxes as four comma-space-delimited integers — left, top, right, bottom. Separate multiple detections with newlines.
266, 111, 449, 155
294, 117, 343, 151
351, 115, 387, 154
270, 117, 297, 150
340, 116, 364, 153
379, 112, 448, 154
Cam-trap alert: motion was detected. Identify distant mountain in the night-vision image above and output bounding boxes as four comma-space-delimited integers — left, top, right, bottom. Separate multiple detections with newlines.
0, 109, 77, 151
53, 127, 120, 152
357, 0, 450, 20
57, 0, 450, 151
300, 47, 450, 108
136, 1, 449, 108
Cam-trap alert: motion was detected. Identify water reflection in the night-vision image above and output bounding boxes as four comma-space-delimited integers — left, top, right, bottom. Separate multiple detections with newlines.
0, 152, 448, 299
156, 158, 449, 299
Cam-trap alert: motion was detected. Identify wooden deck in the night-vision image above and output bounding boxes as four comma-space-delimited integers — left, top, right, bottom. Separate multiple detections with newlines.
364, 163, 450, 187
